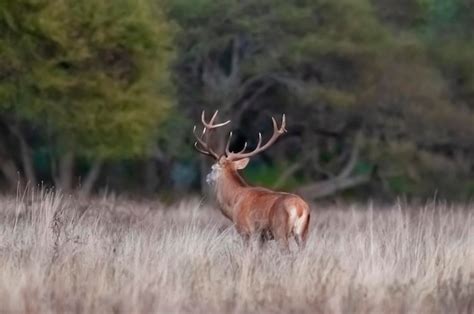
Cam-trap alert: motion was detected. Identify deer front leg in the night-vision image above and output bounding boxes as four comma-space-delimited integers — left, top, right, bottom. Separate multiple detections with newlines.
235, 223, 251, 247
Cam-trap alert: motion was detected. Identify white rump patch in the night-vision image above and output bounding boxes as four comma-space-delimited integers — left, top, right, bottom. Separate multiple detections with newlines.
288, 207, 298, 229
289, 206, 306, 236
294, 213, 306, 236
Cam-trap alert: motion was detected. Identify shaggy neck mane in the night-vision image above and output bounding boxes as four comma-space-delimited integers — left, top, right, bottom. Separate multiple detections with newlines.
217, 168, 248, 195
215, 168, 248, 218
226, 168, 247, 187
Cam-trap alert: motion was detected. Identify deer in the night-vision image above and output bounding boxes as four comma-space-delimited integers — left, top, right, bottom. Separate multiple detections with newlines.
193, 110, 311, 250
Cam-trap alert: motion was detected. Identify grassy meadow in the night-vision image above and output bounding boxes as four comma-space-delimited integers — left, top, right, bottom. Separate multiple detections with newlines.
0, 190, 473, 313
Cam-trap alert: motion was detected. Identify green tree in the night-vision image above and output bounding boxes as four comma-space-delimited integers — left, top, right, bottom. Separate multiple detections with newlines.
0, 0, 174, 193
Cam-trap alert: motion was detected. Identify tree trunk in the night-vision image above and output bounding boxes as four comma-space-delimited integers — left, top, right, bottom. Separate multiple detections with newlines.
19, 146, 36, 188
295, 132, 372, 199
7, 123, 37, 187
0, 156, 19, 191
144, 158, 159, 195
0, 133, 20, 191
56, 151, 75, 193
79, 160, 102, 197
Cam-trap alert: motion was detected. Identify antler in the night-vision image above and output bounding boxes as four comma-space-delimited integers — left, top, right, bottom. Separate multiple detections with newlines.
225, 114, 287, 161
193, 110, 230, 159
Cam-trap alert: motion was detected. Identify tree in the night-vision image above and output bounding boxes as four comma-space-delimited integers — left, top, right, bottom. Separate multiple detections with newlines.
0, 0, 174, 193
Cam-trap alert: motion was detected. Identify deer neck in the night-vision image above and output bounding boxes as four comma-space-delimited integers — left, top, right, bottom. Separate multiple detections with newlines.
215, 168, 248, 219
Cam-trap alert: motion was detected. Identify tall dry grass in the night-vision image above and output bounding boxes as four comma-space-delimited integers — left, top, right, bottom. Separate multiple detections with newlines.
0, 190, 473, 313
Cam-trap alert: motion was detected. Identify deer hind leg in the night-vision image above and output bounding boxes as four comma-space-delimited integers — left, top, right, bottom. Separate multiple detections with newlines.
272, 207, 291, 253
235, 225, 251, 247
257, 229, 273, 249
293, 210, 310, 250
294, 233, 306, 249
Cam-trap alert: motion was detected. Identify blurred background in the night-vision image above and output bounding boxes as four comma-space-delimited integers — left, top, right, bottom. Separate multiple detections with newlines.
0, 0, 473, 202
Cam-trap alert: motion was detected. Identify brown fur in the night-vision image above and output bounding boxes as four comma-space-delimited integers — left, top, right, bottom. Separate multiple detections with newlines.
213, 159, 311, 250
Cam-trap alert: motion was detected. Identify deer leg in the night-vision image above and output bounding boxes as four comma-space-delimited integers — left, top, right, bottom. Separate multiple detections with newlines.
272, 207, 291, 253
294, 234, 305, 250
295, 212, 310, 250
240, 233, 250, 247
258, 232, 266, 249
258, 229, 273, 250
235, 222, 251, 247
277, 237, 290, 253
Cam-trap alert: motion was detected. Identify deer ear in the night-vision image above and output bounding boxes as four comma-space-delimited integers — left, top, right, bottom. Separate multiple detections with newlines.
233, 158, 249, 170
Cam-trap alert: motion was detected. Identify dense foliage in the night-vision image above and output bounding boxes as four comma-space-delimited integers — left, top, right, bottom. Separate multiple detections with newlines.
0, 0, 473, 200
0, 0, 174, 192
167, 0, 474, 200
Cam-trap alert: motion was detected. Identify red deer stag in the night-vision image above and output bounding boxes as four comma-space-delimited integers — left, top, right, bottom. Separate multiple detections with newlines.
193, 110, 311, 250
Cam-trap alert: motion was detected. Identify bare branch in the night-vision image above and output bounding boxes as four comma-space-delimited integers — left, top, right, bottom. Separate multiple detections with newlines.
228, 37, 241, 84
79, 160, 103, 198
294, 132, 369, 199
296, 174, 371, 199
338, 132, 362, 179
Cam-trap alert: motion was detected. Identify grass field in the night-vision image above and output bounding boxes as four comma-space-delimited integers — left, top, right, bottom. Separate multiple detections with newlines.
0, 190, 473, 313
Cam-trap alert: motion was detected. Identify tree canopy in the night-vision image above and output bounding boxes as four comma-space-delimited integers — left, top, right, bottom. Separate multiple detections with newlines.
0, 0, 174, 192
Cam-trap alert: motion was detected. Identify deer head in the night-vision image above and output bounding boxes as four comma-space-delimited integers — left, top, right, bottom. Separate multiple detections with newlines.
193, 110, 287, 185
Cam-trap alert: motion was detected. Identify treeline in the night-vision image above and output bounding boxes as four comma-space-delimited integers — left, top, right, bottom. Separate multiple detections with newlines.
1, 0, 473, 200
